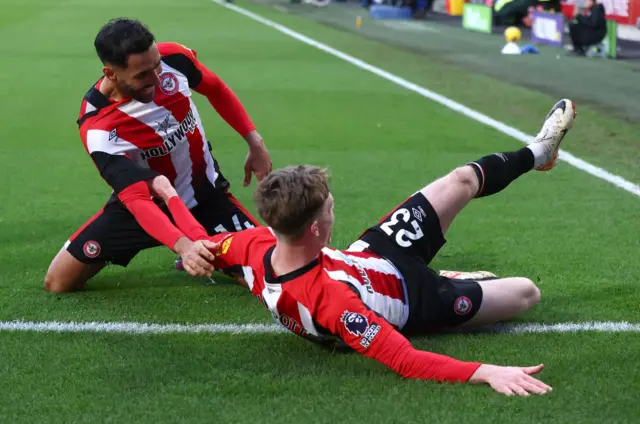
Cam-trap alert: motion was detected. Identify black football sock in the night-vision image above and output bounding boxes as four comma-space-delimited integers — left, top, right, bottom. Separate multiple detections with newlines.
467, 148, 534, 198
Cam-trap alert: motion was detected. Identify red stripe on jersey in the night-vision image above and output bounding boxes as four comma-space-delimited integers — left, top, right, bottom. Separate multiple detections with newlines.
103, 108, 179, 183
158, 42, 198, 58
78, 99, 88, 121
79, 120, 93, 152
272, 293, 310, 338
371, 273, 405, 300
148, 153, 178, 186
153, 87, 188, 117
79, 98, 131, 149
188, 126, 208, 185
153, 90, 209, 186
328, 251, 405, 301
367, 272, 404, 300
325, 249, 406, 303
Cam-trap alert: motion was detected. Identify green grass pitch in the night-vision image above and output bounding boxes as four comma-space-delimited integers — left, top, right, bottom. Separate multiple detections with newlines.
0, 0, 639, 422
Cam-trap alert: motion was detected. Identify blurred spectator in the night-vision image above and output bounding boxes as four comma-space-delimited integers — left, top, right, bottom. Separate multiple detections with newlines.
568, 0, 606, 55
537, 0, 561, 12
493, 0, 537, 26
411, 0, 434, 19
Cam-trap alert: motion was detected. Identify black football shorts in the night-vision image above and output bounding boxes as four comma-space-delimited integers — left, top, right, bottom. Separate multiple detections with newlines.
348, 191, 483, 334
66, 189, 259, 267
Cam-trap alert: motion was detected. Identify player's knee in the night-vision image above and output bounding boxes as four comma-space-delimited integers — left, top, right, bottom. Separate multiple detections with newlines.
44, 272, 74, 294
518, 278, 541, 308
449, 166, 479, 196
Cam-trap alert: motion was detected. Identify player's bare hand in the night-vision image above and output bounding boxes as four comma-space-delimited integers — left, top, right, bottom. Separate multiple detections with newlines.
244, 131, 272, 187
201, 240, 220, 253
469, 364, 552, 396
175, 238, 216, 277
148, 175, 178, 203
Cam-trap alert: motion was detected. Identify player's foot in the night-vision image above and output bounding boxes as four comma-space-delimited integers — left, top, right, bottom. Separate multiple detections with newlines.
439, 270, 498, 281
529, 99, 576, 171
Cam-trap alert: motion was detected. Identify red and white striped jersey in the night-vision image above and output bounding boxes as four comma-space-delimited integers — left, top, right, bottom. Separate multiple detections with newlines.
211, 227, 410, 351
77, 42, 239, 208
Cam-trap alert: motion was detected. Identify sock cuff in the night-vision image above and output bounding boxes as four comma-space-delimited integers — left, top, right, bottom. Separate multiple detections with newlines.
467, 162, 485, 198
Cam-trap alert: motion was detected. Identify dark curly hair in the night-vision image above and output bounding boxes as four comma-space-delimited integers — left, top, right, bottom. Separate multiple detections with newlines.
94, 18, 155, 68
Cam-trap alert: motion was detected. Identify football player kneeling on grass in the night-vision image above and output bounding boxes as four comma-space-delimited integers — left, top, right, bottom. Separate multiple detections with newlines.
44, 18, 271, 294
151, 99, 576, 396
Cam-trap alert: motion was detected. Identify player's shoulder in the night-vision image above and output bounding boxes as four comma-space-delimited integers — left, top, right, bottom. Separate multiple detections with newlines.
158, 42, 204, 87
311, 257, 365, 307
77, 79, 112, 129
239, 226, 276, 242
158, 42, 198, 60
220, 227, 276, 252
310, 262, 358, 298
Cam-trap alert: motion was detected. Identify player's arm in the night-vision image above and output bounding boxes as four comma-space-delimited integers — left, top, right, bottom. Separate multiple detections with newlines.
82, 127, 214, 276
159, 42, 272, 185
148, 175, 209, 241
152, 187, 246, 278
316, 285, 552, 395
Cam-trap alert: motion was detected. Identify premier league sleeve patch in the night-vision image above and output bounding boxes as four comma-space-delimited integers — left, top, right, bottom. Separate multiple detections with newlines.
340, 311, 369, 336
339, 311, 382, 349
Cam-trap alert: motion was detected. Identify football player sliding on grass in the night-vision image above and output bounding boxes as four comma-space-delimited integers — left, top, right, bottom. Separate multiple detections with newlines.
150, 99, 576, 396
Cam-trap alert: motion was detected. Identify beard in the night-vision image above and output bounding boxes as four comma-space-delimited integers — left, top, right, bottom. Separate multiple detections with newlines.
117, 79, 156, 103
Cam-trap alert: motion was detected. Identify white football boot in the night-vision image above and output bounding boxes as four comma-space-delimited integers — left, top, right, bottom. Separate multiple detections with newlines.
530, 99, 577, 171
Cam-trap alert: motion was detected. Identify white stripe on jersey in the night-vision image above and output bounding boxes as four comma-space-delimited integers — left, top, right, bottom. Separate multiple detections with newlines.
322, 248, 404, 278
117, 100, 172, 128
261, 279, 283, 319
324, 267, 409, 329
260, 276, 322, 336
322, 249, 409, 313
297, 303, 320, 336
85, 129, 138, 155
346, 239, 369, 252
189, 97, 219, 190
158, 63, 198, 207
241, 266, 255, 290
116, 73, 201, 207
170, 137, 196, 209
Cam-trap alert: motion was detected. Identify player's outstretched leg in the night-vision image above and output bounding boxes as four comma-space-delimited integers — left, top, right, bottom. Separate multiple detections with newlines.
421, 99, 575, 234
427, 99, 575, 326
437, 271, 541, 327
459, 276, 541, 327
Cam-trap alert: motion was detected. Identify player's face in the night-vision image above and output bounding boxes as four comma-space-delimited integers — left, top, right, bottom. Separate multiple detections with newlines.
106, 43, 163, 103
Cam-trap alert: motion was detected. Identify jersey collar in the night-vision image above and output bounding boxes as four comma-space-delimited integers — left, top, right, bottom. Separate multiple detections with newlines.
263, 245, 320, 284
